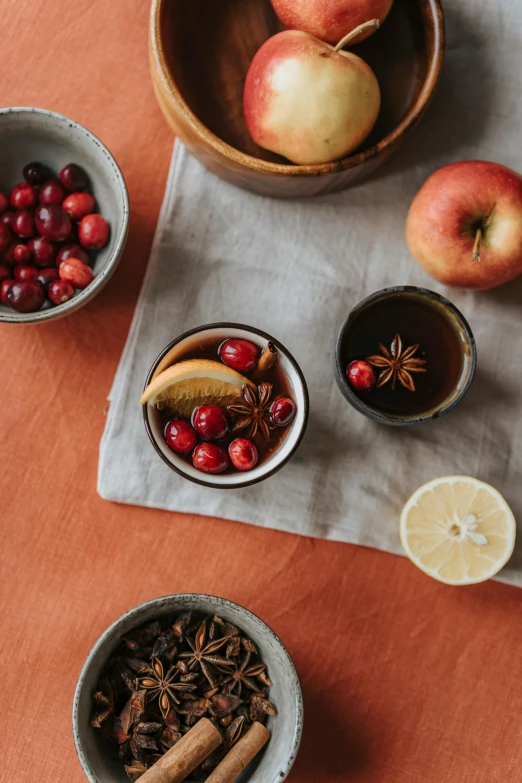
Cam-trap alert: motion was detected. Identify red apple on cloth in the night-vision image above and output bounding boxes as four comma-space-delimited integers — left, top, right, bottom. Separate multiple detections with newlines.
406, 161, 522, 290
243, 21, 381, 165
270, 0, 394, 45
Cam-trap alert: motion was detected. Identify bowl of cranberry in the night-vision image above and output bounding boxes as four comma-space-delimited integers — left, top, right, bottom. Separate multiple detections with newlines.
0, 107, 129, 323
141, 324, 309, 488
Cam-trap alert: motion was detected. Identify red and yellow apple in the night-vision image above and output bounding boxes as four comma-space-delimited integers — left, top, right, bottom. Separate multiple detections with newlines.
406, 161, 522, 290
243, 26, 381, 165
270, 0, 394, 44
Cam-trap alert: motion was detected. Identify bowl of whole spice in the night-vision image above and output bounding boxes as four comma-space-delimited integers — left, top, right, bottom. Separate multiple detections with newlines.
73, 594, 303, 783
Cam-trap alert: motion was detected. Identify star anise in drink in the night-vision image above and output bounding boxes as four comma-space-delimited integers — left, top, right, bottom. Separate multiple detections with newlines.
367, 333, 427, 392
227, 382, 273, 439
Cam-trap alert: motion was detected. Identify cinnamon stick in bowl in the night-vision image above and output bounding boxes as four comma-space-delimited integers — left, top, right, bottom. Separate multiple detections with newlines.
205, 722, 270, 783
137, 718, 222, 783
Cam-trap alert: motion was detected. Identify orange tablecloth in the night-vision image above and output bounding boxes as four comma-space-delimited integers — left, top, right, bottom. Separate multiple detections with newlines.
1, 2, 521, 782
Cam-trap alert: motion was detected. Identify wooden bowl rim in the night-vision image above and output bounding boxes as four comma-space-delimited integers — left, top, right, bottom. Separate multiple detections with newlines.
150, 0, 445, 177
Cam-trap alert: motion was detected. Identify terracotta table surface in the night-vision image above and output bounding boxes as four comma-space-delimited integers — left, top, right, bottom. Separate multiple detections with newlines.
1, 2, 522, 782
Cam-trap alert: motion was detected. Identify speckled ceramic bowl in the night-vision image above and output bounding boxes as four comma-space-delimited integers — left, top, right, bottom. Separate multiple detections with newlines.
0, 107, 129, 323
73, 594, 303, 783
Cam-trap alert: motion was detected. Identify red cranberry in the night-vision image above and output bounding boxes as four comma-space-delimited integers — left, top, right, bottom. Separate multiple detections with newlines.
219, 339, 259, 372
0, 263, 11, 281
165, 419, 198, 454
14, 265, 39, 282
0, 222, 11, 253
56, 243, 89, 267
229, 438, 258, 471
23, 162, 50, 187
192, 443, 229, 474
0, 192, 8, 214
60, 163, 88, 191
10, 183, 37, 210
48, 279, 74, 304
35, 204, 71, 241
35, 267, 59, 290
1, 211, 15, 229
79, 214, 109, 249
59, 257, 94, 289
27, 237, 57, 267
270, 397, 297, 427
39, 178, 66, 205
6, 280, 45, 312
2, 242, 16, 265
346, 360, 376, 391
62, 192, 96, 222
12, 209, 35, 238
0, 278, 14, 304
13, 244, 31, 264
192, 404, 228, 441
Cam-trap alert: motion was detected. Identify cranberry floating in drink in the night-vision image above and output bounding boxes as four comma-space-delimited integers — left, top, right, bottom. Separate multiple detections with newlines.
141, 328, 307, 484
346, 359, 376, 392
229, 437, 258, 471
165, 419, 198, 453
219, 338, 259, 372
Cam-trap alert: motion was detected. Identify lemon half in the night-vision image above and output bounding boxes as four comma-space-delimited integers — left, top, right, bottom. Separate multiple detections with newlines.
400, 476, 516, 585
140, 359, 253, 418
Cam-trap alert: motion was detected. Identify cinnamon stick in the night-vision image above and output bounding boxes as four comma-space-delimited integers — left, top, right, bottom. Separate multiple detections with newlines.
137, 718, 222, 783
204, 722, 270, 783
256, 342, 278, 374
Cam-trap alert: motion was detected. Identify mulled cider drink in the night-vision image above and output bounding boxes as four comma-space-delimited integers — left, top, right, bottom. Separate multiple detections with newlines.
141, 327, 306, 482
337, 288, 476, 423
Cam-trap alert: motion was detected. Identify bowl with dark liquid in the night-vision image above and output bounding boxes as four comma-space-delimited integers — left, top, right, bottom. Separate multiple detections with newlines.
335, 287, 476, 425
142, 323, 309, 488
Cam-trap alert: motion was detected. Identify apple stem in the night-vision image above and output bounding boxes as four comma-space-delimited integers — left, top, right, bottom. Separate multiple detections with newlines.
333, 19, 380, 52
472, 227, 482, 263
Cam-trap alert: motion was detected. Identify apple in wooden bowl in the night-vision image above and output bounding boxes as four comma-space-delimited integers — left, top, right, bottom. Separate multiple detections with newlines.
149, 0, 444, 198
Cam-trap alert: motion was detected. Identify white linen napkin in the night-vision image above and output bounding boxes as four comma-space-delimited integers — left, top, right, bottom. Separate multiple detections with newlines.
99, 1, 522, 586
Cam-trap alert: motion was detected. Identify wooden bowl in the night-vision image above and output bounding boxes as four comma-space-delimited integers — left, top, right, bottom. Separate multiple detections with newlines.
150, 0, 444, 198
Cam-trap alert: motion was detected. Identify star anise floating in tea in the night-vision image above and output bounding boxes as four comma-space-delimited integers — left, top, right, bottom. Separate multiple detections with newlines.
227, 382, 274, 439
90, 613, 277, 781
367, 333, 427, 392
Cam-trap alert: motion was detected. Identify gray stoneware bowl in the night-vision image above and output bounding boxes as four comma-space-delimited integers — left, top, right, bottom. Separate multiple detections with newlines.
0, 107, 129, 323
73, 593, 303, 783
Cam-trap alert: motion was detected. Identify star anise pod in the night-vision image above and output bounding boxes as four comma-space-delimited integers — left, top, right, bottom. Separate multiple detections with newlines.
178, 619, 234, 687
367, 333, 427, 392
249, 692, 278, 721
91, 678, 114, 727
128, 721, 161, 762
124, 759, 148, 782
221, 652, 265, 697
138, 658, 197, 719
227, 382, 273, 439
119, 689, 147, 735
